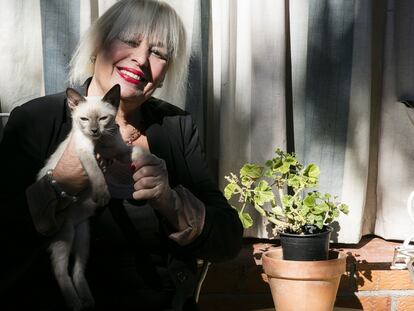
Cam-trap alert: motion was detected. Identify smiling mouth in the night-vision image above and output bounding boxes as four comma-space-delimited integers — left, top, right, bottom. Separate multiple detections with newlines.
117, 67, 147, 85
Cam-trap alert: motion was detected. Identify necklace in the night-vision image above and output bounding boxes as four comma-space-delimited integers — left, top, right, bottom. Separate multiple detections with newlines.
124, 126, 141, 145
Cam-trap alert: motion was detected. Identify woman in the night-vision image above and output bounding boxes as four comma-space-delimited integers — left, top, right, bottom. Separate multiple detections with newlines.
0, 0, 243, 310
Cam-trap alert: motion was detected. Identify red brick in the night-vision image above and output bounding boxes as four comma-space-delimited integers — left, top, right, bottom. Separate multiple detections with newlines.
396, 296, 414, 311
333, 236, 400, 263
358, 296, 391, 311
355, 268, 414, 291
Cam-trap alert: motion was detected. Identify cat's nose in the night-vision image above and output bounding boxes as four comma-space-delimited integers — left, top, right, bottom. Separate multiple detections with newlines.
91, 128, 98, 134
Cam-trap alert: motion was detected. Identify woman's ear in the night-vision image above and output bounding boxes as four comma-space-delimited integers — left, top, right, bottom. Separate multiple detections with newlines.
66, 88, 86, 110
102, 84, 121, 109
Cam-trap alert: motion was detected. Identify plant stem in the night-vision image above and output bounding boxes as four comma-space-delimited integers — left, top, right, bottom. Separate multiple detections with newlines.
291, 186, 303, 201
278, 188, 285, 210
240, 188, 252, 214
322, 207, 330, 225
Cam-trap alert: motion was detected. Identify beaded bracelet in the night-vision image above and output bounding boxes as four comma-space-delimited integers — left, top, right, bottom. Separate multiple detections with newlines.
46, 169, 78, 203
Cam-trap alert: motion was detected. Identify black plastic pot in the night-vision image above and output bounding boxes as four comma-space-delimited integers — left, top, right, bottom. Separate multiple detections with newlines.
280, 226, 332, 261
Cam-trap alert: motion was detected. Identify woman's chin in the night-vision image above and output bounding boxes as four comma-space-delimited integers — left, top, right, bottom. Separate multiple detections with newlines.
117, 82, 141, 94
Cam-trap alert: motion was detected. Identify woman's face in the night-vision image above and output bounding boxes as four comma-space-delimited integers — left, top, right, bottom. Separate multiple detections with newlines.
90, 36, 170, 104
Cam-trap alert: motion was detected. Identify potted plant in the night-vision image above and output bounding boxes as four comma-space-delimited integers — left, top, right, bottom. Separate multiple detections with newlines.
224, 148, 349, 311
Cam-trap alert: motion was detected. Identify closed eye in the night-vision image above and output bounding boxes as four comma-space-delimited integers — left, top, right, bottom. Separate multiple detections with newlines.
99, 116, 108, 121
150, 47, 168, 61
80, 117, 89, 121
119, 38, 139, 48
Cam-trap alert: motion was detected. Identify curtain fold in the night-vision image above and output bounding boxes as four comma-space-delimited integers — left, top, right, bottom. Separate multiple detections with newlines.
40, 0, 80, 94
375, 0, 414, 240
291, 0, 372, 243
0, 0, 44, 112
1, 0, 414, 243
213, 0, 287, 238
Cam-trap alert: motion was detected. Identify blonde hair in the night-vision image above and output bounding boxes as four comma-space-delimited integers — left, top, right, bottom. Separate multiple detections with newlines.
68, 0, 187, 99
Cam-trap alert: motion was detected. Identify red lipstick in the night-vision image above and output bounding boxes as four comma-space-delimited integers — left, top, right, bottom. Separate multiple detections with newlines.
116, 67, 146, 85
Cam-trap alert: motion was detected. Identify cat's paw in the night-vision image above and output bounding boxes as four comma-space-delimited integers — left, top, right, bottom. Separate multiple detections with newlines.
131, 146, 145, 162
92, 184, 110, 206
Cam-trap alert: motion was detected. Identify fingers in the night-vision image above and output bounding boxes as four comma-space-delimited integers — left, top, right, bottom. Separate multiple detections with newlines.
132, 183, 164, 201
53, 135, 88, 194
131, 153, 166, 171
132, 160, 166, 181
133, 176, 163, 191
131, 153, 169, 203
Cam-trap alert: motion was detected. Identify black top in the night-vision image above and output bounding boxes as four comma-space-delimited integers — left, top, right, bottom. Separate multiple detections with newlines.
0, 91, 243, 310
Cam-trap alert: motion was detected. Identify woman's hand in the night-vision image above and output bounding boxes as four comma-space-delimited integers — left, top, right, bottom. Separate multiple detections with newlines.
52, 135, 89, 195
131, 153, 173, 209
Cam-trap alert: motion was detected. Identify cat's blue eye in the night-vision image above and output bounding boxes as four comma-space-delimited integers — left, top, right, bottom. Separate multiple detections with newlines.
99, 116, 108, 121
80, 117, 89, 121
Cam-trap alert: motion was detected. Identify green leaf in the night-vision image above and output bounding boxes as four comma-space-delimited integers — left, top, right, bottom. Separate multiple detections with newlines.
277, 162, 291, 174
241, 176, 254, 188
315, 220, 324, 229
323, 193, 332, 200
285, 155, 298, 165
340, 203, 349, 214
307, 214, 315, 224
240, 163, 263, 179
271, 205, 285, 217
299, 205, 310, 216
282, 194, 292, 207
287, 175, 302, 189
224, 183, 238, 200
313, 206, 327, 215
304, 164, 320, 178
303, 194, 316, 207
253, 180, 274, 205
238, 212, 253, 228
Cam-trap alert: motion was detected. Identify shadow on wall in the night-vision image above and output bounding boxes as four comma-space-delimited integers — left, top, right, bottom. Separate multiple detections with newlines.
301, 0, 356, 197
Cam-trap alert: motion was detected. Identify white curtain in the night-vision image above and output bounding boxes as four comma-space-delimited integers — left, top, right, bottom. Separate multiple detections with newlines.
376, 0, 414, 240
212, 0, 287, 238
1, 0, 413, 243
0, 0, 44, 110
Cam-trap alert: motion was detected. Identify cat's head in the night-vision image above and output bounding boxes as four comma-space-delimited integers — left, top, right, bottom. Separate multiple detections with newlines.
66, 84, 121, 140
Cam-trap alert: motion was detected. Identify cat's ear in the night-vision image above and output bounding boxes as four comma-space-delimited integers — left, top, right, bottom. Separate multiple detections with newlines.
102, 84, 121, 109
66, 88, 86, 110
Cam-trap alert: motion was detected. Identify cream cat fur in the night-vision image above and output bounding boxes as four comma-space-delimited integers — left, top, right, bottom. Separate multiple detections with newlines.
37, 84, 142, 311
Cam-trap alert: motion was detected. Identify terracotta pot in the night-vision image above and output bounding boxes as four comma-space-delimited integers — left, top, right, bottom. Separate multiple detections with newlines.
262, 248, 346, 311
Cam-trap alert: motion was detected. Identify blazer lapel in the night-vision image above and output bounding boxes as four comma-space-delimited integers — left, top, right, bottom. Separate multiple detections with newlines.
146, 122, 179, 188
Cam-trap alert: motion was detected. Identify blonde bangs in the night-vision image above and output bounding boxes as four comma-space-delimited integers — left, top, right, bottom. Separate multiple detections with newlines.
105, 1, 183, 60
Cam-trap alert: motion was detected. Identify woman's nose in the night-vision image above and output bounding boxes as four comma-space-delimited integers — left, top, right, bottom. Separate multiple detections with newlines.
132, 40, 150, 66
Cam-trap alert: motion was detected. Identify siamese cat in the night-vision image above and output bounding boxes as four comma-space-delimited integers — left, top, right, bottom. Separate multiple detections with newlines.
37, 84, 142, 311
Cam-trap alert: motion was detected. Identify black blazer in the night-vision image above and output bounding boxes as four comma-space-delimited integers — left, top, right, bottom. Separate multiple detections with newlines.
0, 91, 243, 309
